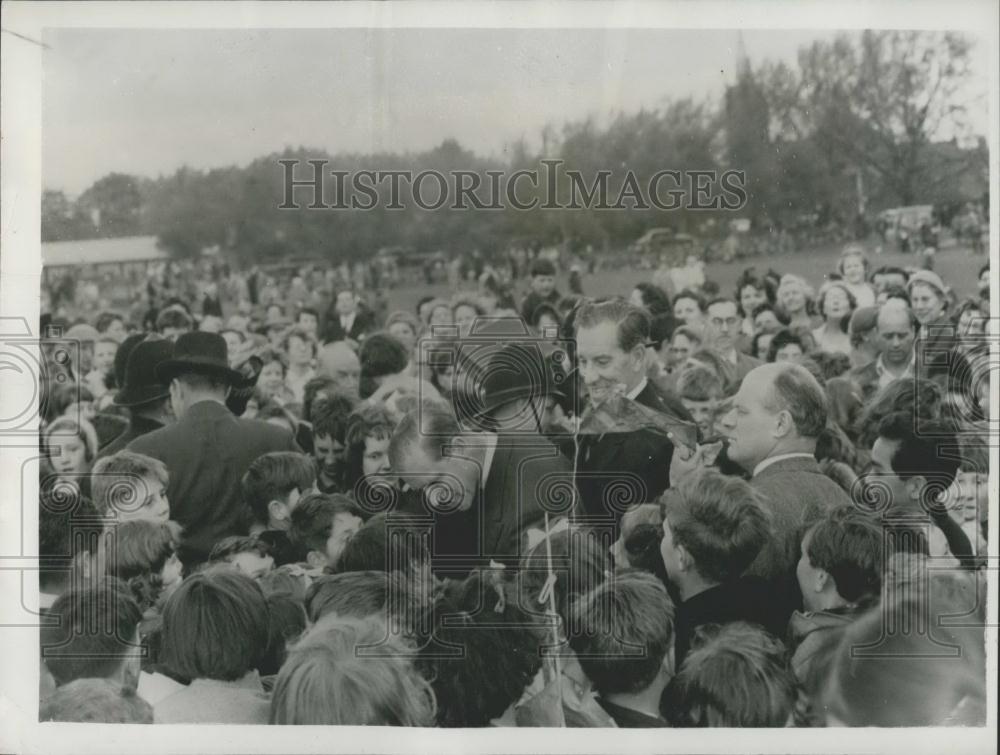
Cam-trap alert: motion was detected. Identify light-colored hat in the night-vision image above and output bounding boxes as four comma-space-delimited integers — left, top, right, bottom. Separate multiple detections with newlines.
906, 269, 947, 298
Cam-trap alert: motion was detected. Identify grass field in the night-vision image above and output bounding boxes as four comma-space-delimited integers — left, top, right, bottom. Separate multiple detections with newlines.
380, 240, 989, 315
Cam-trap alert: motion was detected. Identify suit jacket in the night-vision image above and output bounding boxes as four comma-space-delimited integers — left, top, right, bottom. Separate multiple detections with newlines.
575, 381, 691, 531
96, 413, 165, 461
747, 456, 850, 620
397, 435, 575, 573
128, 400, 299, 564
321, 308, 374, 344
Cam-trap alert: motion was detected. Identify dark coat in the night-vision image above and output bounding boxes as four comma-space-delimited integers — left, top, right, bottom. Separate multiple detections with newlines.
673, 576, 786, 668
128, 400, 300, 565
320, 309, 375, 344
96, 414, 165, 461
746, 456, 850, 621
397, 435, 576, 573
575, 380, 691, 531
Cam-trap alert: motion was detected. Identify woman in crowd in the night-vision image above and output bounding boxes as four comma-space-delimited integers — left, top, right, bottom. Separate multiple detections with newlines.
812, 282, 856, 355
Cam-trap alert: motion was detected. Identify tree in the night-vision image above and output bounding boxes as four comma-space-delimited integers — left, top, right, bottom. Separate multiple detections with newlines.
769, 31, 979, 208
77, 173, 145, 237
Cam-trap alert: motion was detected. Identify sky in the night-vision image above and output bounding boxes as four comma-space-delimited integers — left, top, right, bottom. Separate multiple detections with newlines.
41, 27, 990, 195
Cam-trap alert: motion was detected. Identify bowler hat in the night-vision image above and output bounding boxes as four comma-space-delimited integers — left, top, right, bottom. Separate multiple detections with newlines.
155, 331, 244, 385
114, 336, 173, 407
113, 333, 148, 389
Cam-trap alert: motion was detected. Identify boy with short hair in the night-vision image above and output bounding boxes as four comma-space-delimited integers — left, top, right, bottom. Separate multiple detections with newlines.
790, 507, 882, 682
289, 492, 363, 574
675, 364, 724, 437
41, 578, 144, 692
40, 678, 154, 723
659, 470, 781, 666
568, 570, 675, 727
90, 451, 171, 523
241, 451, 316, 565
310, 394, 357, 493
519, 258, 561, 322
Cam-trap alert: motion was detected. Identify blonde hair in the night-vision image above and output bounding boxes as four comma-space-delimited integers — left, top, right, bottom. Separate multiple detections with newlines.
270, 616, 436, 726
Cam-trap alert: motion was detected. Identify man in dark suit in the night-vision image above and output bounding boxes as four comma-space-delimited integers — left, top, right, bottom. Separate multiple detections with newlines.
97, 337, 174, 460
721, 362, 850, 623
128, 332, 300, 565
321, 289, 375, 344
388, 402, 573, 573
574, 299, 693, 532
704, 297, 763, 388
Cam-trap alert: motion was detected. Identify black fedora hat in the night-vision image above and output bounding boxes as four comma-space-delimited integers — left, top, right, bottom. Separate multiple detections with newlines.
477, 341, 568, 417
155, 331, 244, 385
114, 336, 174, 407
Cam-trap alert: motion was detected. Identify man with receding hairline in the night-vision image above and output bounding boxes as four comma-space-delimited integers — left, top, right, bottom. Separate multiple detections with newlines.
317, 341, 361, 399
722, 362, 850, 622
850, 302, 916, 401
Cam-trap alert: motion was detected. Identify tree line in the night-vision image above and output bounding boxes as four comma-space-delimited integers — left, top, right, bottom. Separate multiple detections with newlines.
42, 31, 987, 262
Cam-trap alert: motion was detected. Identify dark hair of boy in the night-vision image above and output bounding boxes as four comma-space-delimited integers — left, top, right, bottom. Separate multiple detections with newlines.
241, 451, 316, 528
359, 332, 408, 383
42, 577, 143, 687
804, 508, 883, 604
676, 364, 724, 402
208, 535, 270, 563
288, 492, 358, 556
673, 289, 706, 313
418, 570, 543, 727
664, 622, 806, 727
311, 393, 357, 444
302, 375, 338, 423
258, 592, 308, 677
530, 258, 556, 278
40, 678, 153, 724
334, 513, 430, 578
303, 570, 430, 646
105, 519, 178, 584
158, 565, 269, 682
568, 570, 674, 724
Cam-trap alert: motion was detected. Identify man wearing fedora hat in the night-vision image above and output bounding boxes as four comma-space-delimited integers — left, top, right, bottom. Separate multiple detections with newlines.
96, 336, 175, 460
128, 332, 300, 566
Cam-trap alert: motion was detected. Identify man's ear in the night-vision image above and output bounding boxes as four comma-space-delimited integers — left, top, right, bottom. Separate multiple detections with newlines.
773, 409, 793, 439
675, 542, 693, 573
267, 499, 287, 523
814, 568, 830, 594
630, 344, 647, 373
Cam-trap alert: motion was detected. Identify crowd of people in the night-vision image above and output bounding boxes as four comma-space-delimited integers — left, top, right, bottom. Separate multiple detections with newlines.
37, 245, 990, 727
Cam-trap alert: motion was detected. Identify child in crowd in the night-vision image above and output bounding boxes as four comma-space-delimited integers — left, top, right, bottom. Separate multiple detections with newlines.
342, 403, 395, 512
91, 451, 171, 523
664, 622, 806, 726
208, 535, 276, 579
418, 571, 543, 727
310, 394, 358, 493
242, 451, 316, 565
790, 507, 882, 683
41, 578, 144, 693
269, 616, 436, 726
569, 570, 675, 727
658, 470, 781, 666
288, 492, 363, 575
675, 364, 725, 438
101, 519, 184, 618
155, 566, 271, 723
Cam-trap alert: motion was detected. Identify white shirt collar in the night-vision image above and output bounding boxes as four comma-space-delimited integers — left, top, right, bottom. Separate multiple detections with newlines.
480, 432, 499, 486
753, 452, 815, 478
875, 352, 915, 386
626, 377, 648, 401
